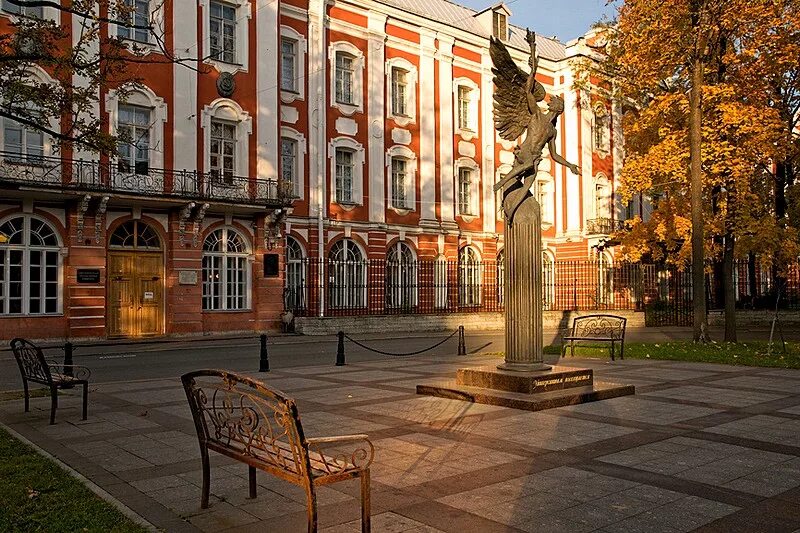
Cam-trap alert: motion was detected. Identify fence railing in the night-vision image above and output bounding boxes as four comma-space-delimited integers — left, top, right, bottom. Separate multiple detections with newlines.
0, 151, 292, 206
286, 259, 800, 318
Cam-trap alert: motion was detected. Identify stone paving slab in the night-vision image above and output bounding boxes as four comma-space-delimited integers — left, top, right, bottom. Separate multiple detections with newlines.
1, 355, 798, 532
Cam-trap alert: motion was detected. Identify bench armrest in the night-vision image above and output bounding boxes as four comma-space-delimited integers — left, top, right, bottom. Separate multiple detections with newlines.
47, 361, 91, 381
306, 434, 375, 472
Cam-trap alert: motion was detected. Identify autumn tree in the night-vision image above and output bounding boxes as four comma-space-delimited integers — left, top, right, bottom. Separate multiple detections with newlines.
576, 0, 799, 342
0, 0, 192, 154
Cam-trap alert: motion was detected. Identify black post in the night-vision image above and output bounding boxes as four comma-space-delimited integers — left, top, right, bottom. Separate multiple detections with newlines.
457, 326, 466, 355
64, 342, 74, 377
336, 331, 346, 366
259, 334, 270, 372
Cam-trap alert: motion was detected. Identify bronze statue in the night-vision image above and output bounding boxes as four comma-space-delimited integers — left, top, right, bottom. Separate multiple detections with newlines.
491, 30, 581, 225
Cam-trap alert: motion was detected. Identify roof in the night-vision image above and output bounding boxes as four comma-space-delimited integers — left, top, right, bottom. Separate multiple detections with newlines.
373, 0, 566, 61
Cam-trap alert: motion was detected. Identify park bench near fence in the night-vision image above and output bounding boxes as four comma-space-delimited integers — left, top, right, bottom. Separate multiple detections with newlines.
561, 314, 627, 361
10, 338, 90, 425
181, 370, 374, 533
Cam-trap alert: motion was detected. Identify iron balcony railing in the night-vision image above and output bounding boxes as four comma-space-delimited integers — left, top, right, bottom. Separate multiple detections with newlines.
585, 217, 625, 235
0, 151, 292, 206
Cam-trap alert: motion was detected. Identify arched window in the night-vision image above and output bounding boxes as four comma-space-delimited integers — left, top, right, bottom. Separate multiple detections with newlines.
458, 246, 481, 307
496, 249, 504, 307
202, 227, 250, 311
542, 251, 555, 310
328, 239, 365, 309
597, 251, 613, 306
0, 215, 61, 315
109, 220, 161, 250
386, 242, 416, 310
434, 255, 448, 309
285, 236, 306, 311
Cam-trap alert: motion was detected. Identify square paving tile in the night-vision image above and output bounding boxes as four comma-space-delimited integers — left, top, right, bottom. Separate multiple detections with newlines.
642, 385, 787, 407
708, 375, 800, 393
353, 396, 505, 424
292, 385, 411, 405
704, 415, 800, 447
555, 396, 721, 425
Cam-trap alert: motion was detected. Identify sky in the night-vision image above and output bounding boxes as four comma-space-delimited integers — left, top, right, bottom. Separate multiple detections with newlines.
455, 0, 619, 43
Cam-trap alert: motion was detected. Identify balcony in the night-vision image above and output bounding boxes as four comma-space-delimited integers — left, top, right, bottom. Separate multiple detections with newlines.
0, 151, 292, 208
585, 217, 625, 235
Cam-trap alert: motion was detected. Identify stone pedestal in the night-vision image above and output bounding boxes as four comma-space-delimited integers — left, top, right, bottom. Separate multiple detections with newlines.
417, 365, 634, 412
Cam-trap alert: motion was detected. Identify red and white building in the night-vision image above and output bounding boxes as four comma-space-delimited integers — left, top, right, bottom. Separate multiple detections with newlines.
0, 0, 631, 340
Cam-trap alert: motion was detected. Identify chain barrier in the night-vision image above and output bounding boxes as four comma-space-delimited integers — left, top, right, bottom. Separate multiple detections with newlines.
336, 326, 466, 365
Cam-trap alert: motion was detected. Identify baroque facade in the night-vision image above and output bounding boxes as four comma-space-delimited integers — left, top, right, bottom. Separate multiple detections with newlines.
0, 0, 633, 340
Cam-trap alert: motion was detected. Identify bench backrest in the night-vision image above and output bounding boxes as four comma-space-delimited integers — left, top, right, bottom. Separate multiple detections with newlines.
571, 315, 627, 339
181, 370, 312, 480
10, 338, 53, 385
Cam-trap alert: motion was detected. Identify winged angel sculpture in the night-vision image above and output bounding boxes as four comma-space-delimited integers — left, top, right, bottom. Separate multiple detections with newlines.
491, 31, 581, 225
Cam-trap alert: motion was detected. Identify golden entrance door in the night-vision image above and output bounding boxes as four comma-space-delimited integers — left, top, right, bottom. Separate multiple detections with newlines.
107, 221, 164, 337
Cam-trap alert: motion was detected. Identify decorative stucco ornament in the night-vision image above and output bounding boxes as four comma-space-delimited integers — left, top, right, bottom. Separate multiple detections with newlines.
217, 72, 236, 98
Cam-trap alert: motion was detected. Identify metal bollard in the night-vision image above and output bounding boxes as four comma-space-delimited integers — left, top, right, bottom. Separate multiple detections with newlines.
336, 331, 346, 366
259, 334, 270, 372
457, 326, 466, 356
64, 342, 74, 377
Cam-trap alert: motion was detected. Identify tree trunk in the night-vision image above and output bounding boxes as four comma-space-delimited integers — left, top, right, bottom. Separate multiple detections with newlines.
723, 233, 736, 342
689, 57, 709, 342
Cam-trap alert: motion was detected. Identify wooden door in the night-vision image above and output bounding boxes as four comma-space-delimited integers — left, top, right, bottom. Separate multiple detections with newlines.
107, 251, 164, 337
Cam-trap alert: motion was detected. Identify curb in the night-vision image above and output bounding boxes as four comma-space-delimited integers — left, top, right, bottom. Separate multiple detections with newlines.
0, 421, 160, 533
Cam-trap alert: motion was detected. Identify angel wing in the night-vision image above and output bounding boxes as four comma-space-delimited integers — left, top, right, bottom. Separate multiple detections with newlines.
490, 36, 544, 141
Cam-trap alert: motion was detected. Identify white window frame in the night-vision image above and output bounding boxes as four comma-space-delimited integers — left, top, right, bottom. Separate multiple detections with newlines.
285, 235, 306, 311
535, 173, 554, 226
386, 241, 417, 309
385, 145, 417, 212
455, 157, 480, 218
434, 255, 448, 309
280, 25, 307, 103
0, 67, 58, 160
108, 0, 165, 54
492, 10, 508, 40
328, 41, 364, 115
328, 238, 367, 309
458, 245, 482, 307
202, 226, 252, 311
328, 137, 364, 206
454, 77, 480, 140
593, 173, 612, 220
201, 98, 252, 178
106, 85, 168, 171
495, 164, 512, 221
597, 250, 613, 305
199, 0, 251, 74
280, 127, 306, 200
593, 103, 610, 155
0, 214, 63, 316
542, 249, 555, 310
385, 57, 417, 127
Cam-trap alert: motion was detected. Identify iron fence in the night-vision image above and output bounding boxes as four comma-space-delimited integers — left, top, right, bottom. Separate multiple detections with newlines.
286, 258, 800, 319
0, 151, 291, 206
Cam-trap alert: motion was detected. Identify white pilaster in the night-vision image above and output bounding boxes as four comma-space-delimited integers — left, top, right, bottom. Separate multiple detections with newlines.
367, 13, 387, 223
73, 9, 100, 162
612, 98, 624, 218
256, 0, 279, 180
480, 56, 495, 234
563, 73, 583, 234
419, 30, 437, 225
307, 0, 326, 220
437, 36, 455, 226
172, 0, 197, 171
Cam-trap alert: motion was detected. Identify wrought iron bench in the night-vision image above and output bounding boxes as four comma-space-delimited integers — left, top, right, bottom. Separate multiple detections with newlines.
561, 314, 627, 361
181, 370, 374, 533
10, 338, 90, 425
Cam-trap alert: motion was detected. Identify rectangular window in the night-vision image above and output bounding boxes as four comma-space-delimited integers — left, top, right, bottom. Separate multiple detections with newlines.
209, 1, 236, 63
335, 148, 354, 204
335, 53, 354, 105
2, 0, 42, 17
210, 119, 236, 184
458, 167, 473, 215
391, 68, 408, 117
117, 0, 150, 42
595, 184, 611, 219
458, 86, 472, 131
117, 104, 151, 175
281, 38, 297, 92
493, 11, 507, 40
3, 118, 43, 163
391, 157, 409, 209
281, 137, 298, 197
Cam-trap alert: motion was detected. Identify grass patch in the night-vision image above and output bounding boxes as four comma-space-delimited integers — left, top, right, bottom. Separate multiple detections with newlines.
543, 341, 800, 368
0, 427, 149, 533
0, 388, 50, 402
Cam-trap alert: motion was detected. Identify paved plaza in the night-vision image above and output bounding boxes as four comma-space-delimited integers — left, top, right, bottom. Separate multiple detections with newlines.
1, 353, 799, 532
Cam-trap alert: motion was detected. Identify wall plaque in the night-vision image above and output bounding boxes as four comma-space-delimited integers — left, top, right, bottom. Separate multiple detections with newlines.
178, 270, 198, 285
264, 254, 279, 277
77, 269, 101, 283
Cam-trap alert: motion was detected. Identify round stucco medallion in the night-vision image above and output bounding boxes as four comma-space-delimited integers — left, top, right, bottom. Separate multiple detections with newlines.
217, 72, 236, 97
